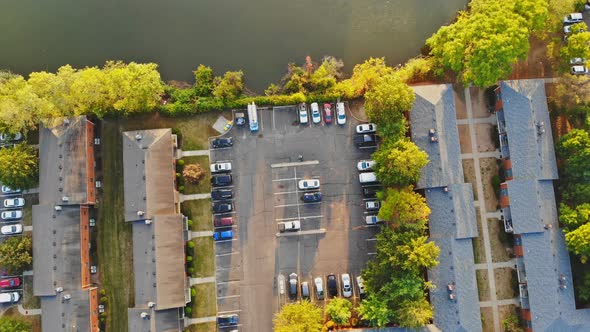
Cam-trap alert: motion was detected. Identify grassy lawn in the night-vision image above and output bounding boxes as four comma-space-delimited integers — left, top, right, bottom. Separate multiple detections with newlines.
188, 322, 217, 332
22, 275, 40, 309
191, 237, 215, 278
190, 283, 217, 318
22, 193, 38, 227
488, 218, 512, 263
476, 270, 491, 301
96, 119, 135, 331
181, 156, 211, 194
182, 199, 213, 232
2, 307, 41, 332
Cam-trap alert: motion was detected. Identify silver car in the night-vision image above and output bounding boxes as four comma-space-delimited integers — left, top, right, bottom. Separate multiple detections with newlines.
341, 273, 352, 298
314, 277, 324, 300
3, 198, 24, 208
1, 210, 23, 221
1, 224, 23, 235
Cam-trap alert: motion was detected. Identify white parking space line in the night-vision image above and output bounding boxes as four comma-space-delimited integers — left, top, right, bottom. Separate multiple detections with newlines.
366, 238, 377, 242
213, 159, 233, 163
275, 202, 321, 208
272, 107, 276, 130
217, 280, 240, 285
213, 185, 234, 189
272, 177, 301, 182
275, 215, 323, 221
215, 239, 238, 244
367, 252, 377, 255
213, 212, 237, 216
274, 191, 299, 196
270, 160, 320, 168
276, 228, 327, 237
218, 295, 241, 300
218, 309, 242, 314
216, 252, 240, 257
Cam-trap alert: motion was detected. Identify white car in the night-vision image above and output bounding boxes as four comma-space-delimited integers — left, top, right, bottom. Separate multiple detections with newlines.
365, 201, 380, 211
210, 162, 232, 173
570, 58, 587, 65
278, 220, 301, 232
365, 215, 384, 225
0, 292, 19, 304
357, 160, 376, 171
341, 273, 352, 298
564, 24, 585, 34
3, 198, 24, 208
356, 276, 366, 297
298, 179, 320, 190
564, 13, 583, 25
314, 277, 324, 300
336, 102, 346, 125
571, 65, 589, 75
1, 210, 23, 221
1, 224, 23, 235
311, 103, 321, 124
356, 123, 377, 134
299, 103, 308, 124
1, 186, 21, 194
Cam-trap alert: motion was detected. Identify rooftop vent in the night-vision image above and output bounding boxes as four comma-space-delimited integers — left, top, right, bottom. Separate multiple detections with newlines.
63, 294, 71, 300
429, 128, 436, 136
148, 302, 155, 308
137, 211, 145, 217
62, 196, 69, 202
135, 134, 143, 141
537, 121, 546, 135
430, 136, 438, 143
145, 219, 152, 225
63, 119, 70, 126
55, 287, 63, 293
140, 312, 150, 319
443, 186, 449, 192
54, 206, 62, 211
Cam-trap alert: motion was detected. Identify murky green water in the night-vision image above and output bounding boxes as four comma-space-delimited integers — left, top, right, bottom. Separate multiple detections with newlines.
0, 0, 466, 91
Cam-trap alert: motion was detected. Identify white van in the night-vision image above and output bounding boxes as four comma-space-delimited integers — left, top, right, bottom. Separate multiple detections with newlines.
359, 172, 378, 184
0, 292, 19, 304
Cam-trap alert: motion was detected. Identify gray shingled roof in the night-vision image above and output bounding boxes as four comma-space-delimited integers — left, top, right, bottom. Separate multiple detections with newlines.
38, 116, 92, 205
128, 307, 183, 332
505, 180, 546, 234
500, 79, 558, 180
411, 84, 463, 189
426, 186, 481, 332
122, 129, 177, 222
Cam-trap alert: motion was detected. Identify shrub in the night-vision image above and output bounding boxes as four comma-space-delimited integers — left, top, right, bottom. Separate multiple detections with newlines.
188, 267, 194, 274
491, 175, 502, 200
187, 241, 195, 249
183, 164, 205, 184
186, 256, 193, 262
178, 185, 185, 193
185, 307, 192, 315
176, 172, 181, 178
187, 219, 194, 228
99, 289, 106, 296
177, 159, 185, 166
100, 296, 108, 303
191, 288, 197, 297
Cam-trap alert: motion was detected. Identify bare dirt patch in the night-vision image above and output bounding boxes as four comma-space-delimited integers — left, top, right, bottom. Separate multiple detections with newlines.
494, 267, 518, 300
473, 210, 487, 264
480, 157, 500, 212
458, 124, 472, 154
498, 304, 520, 332
462, 159, 478, 200
469, 87, 492, 118
475, 124, 496, 153
454, 84, 467, 120
348, 98, 368, 122
488, 218, 513, 263
480, 306, 494, 332
477, 269, 491, 301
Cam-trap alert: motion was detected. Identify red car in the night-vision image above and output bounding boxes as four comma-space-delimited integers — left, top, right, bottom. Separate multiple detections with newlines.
0, 277, 20, 289
324, 104, 333, 124
214, 217, 233, 227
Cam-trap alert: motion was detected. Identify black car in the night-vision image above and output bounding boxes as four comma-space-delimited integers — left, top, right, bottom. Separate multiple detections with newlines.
327, 274, 338, 297
362, 186, 380, 198
289, 273, 298, 299
211, 137, 233, 149
211, 189, 233, 201
217, 314, 239, 326
354, 134, 376, 147
212, 202, 233, 213
301, 192, 322, 203
211, 174, 232, 187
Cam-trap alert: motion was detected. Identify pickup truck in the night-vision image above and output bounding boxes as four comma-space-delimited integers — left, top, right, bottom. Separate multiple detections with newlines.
278, 220, 301, 232
210, 162, 232, 173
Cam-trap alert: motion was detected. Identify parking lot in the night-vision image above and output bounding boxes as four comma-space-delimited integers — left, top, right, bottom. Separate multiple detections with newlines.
210, 104, 380, 331
0, 186, 26, 307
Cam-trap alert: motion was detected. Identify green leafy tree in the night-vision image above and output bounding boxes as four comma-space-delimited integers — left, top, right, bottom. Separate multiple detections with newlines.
273, 300, 322, 332
373, 139, 428, 186
0, 235, 32, 274
364, 75, 415, 124
561, 30, 590, 61
308, 57, 343, 92
566, 222, 590, 263
283, 63, 308, 94
397, 236, 440, 272
213, 71, 244, 100
378, 186, 431, 230
357, 295, 394, 327
325, 298, 352, 325
334, 58, 394, 98
395, 298, 433, 328
502, 313, 525, 332
193, 64, 215, 97
0, 317, 31, 332
552, 74, 590, 115
28, 65, 77, 116
0, 143, 38, 189
560, 203, 590, 231
577, 272, 590, 302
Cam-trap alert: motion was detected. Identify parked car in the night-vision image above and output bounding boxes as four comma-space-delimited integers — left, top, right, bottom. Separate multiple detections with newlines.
213, 230, 234, 241
278, 220, 301, 232
301, 281, 310, 299
298, 179, 320, 190
359, 172, 378, 184
571, 65, 589, 75
213, 217, 233, 227
365, 201, 380, 211
211, 174, 232, 187
311, 102, 321, 124
362, 186, 380, 198
0, 132, 23, 142
564, 24, 585, 34
356, 123, 377, 134
0, 292, 19, 304
354, 134, 376, 147
1, 224, 23, 235
211, 137, 233, 149
289, 273, 298, 299
0, 277, 20, 289
299, 103, 309, 124
212, 202, 233, 214
314, 277, 324, 300
336, 102, 346, 125
301, 192, 322, 203
323, 103, 332, 124
357, 160, 376, 171
1, 210, 22, 221
564, 13, 583, 25
210, 162, 232, 173
341, 273, 352, 298
327, 274, 338, 297
3, 198, 24, 209
1, 186, 21, 194
356, 276, 366, 298
211, 189, 233, 201
217, 314, 239, 326
365, 215, 384, 225
570, 57, 587, 65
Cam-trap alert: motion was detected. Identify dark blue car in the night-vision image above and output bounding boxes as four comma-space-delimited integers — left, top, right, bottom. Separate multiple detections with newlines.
213, 230, 234, 241
301, 192, 322, 203
217, 314, 239, 326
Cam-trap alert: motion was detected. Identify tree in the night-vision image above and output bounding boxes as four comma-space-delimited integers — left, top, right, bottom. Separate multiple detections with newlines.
213, 71, 244, 100
395, 298, 433, 328
502, 313, 525, 332
183, 164, 205, 184
28, 65, 77, 116
0, 235, 32, 274
397, 236, 440, 272
552, 74, 590, 115
378, 186, 431, 230
334, 58, 394, 98
273, 300, 322, 332
193, 64, 215, 97
364, 75, 415, 124
372, 139, 428, 186
0, 317, 30, 332
560, 203, 590, 231
325, 298, 352, 325
357, 295, 394, 327
0, 143, 38, 190
0, 75, 54, 134
307, 57, 343, 92
565, 222, 590, 263
560, 30, 590, 61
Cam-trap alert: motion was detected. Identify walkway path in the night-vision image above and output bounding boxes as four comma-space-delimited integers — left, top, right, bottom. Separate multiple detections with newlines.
24, 226, 33, 232
185, 316, 217, 326
180, 149, 210, 157
456, 115, 496, 125
190, 231, 213, 239
190, 276, 216, 286
180, 193, 211, 202
17, 305, 41, 316
475, 259, 516, 270
479, 298, 520, 307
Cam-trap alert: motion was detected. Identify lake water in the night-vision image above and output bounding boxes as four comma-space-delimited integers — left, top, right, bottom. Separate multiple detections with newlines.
0, 0, 467, 91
